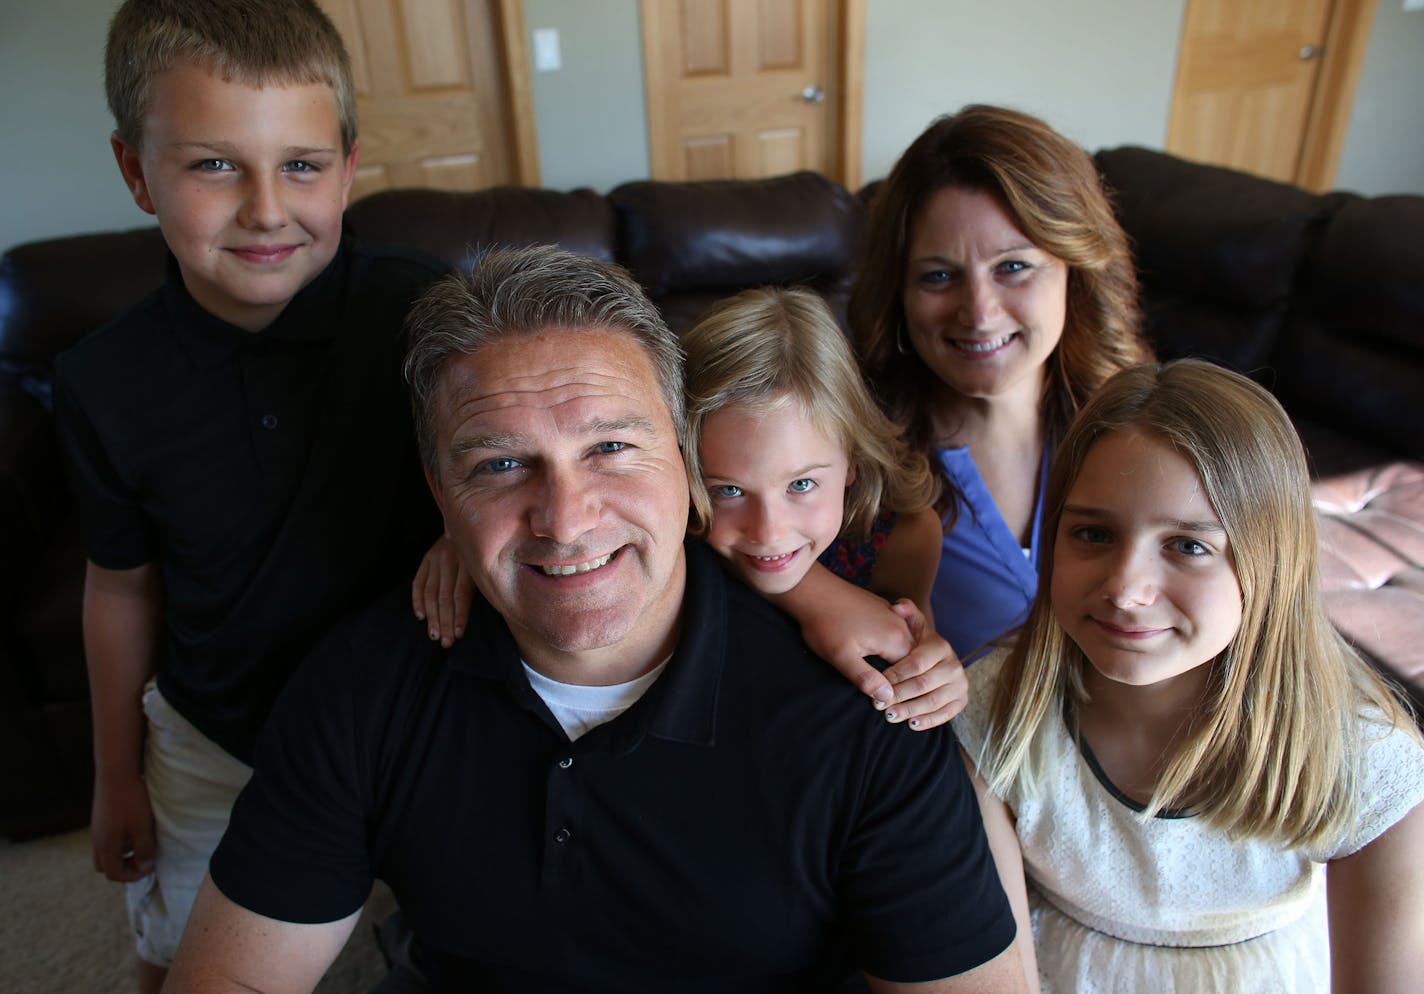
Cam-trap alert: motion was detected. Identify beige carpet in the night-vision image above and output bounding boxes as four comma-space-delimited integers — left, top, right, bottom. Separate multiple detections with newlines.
0, 828, 395, 993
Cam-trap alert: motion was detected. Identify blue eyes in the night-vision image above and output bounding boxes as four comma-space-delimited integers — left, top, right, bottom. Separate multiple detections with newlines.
915, 260, 1031, 286
1067, 526, 1213, 558
710, 480, 815, 499
476, 442, 626, 478
190, 159, 322, 173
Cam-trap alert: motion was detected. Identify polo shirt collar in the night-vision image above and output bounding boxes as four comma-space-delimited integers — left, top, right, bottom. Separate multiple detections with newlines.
163, 240, 348, 370
447, 541, 728, 750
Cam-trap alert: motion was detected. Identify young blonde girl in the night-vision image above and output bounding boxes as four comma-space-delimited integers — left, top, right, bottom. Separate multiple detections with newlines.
683, 287, 965, 728
955, 359, 1424, 991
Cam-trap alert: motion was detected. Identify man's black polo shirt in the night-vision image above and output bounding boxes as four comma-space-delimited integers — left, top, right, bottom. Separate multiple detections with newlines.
53, 240, 444, 762
212, 543, 1016, 992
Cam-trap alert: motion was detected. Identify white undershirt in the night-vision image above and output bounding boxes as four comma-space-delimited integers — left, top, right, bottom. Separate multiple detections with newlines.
521, 659, 670, 741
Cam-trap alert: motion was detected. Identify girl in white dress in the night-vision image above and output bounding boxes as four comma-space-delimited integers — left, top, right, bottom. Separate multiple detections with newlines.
954, 359, 1424, 992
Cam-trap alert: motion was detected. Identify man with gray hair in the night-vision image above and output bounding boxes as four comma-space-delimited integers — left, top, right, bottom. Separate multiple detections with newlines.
165, 246, 1024, 993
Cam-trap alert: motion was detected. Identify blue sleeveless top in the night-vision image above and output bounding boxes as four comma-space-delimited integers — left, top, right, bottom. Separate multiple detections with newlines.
931, 447, 1047, 662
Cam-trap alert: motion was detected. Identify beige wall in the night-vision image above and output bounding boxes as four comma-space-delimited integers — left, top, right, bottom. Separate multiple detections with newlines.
3, 0, 1421, 255
1334, 0, 1424, 196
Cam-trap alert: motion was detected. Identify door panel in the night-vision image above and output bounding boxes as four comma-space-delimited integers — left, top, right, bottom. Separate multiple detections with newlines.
643, 0, 855, 183
317, 0, 535, 200
1167, 0, 1333, 183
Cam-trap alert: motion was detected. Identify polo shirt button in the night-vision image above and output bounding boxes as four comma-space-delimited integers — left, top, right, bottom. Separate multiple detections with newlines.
259, 414, 279, 430
558, 757, 573, 769
554, 827, 572, 844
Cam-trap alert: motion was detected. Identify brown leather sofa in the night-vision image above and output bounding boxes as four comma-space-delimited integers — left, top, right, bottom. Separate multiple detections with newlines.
1, 155, 1419, 840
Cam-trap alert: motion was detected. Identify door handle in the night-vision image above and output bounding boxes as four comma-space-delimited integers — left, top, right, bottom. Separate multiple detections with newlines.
1299, 44, 1322, 59
800, 84, 825, 104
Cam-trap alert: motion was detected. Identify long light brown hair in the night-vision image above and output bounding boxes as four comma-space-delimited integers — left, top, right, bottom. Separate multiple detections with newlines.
851, 104, 1150, 514
683, 287, 938, 539
981, 359, 1417, 848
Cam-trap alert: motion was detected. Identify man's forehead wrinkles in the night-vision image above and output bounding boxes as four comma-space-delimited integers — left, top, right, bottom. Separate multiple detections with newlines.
447, 363, 634, 404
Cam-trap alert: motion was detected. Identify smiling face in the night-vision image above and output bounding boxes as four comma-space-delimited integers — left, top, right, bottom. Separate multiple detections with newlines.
112, 60, 356, 332
902, 185, 1068, 411
1051, 427, 1243, 694
699, 398, 853, 595
426, 326, 690, 682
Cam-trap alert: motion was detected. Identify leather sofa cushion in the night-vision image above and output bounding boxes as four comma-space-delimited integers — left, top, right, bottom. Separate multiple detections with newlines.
0, 227, 166, 369
1095, 146, 1336, 373
1273, 195, 1424, 463
610, 171, 863, 300
345, 185, 617, 274
1315, 463, 1424, 702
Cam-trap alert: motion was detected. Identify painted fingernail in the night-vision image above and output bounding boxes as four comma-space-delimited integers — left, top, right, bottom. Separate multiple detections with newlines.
872, 699, 888, 711
429, 629, 438, 640
885, 711, 897, 721
910, 719, 920, 728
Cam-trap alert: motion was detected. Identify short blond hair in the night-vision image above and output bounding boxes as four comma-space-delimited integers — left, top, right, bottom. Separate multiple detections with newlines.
683, 287, 938, 538
982, 360, 1417, 849
106, 0, 357, 153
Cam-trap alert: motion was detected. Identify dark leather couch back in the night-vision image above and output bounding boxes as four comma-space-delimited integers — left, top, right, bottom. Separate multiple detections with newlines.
345, 185, 618, 273
0, 228, 167, 373
1095, 146, 1423, 473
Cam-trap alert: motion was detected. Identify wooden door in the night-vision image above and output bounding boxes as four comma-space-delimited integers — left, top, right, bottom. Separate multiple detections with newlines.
1166, 0, 1376, 190
641, 0, 863, 187
317, 0, 538, 201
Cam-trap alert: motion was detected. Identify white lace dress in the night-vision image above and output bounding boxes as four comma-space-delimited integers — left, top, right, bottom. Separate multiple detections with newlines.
953, 651, 1424, 993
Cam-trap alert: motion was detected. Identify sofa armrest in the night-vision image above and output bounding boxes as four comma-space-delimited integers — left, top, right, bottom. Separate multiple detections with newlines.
0, 374, 92, 839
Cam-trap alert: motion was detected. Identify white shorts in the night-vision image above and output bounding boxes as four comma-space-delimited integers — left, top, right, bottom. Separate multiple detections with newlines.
125, 682, 251, 966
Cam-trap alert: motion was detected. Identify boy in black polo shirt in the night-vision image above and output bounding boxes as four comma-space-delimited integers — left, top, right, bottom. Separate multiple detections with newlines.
52, 2, 454, 990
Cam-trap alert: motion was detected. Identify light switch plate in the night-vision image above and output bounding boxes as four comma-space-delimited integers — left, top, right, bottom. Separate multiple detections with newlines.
533, 28, 561, 72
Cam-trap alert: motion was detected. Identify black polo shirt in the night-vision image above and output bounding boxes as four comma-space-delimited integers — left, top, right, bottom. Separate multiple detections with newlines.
212, 543, 1016, 992
53, 240, 445, 762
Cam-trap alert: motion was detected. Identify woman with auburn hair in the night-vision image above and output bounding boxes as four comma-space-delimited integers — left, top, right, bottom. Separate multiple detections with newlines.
850, 104, 1151, 661
955, 359, 1424, 990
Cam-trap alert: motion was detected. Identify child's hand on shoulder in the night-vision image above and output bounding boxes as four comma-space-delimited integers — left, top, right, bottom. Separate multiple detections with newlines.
877, 599, 968, 731
795, 580, 915, 704
412, 535, 473, 647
